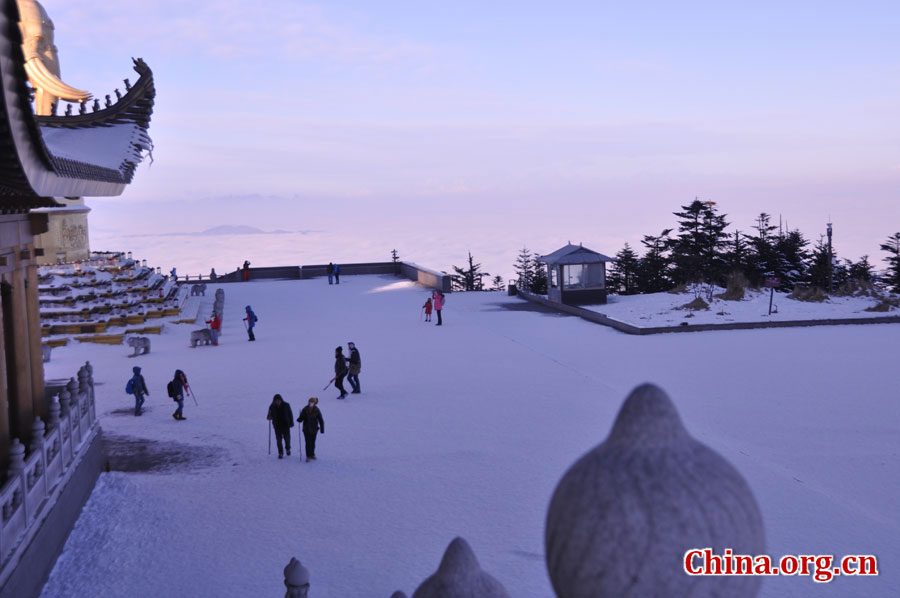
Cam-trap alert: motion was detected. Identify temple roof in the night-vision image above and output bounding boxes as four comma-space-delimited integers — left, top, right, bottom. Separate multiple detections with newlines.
537, 243, 615, 265
0, 0, 155, 201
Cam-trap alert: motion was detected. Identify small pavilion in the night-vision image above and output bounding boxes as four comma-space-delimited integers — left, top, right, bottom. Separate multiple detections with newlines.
537, 243, 615, 305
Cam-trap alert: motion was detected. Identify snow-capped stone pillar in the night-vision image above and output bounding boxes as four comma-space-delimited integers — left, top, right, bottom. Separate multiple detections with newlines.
47, 396, 60, 429
411, 537, 510, 598
545, 383, 766, 598
8, 438, 25, 476
30, 418, 45, 450
284, 557, 310, 598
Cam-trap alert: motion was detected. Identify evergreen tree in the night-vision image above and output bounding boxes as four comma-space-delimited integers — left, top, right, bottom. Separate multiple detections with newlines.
774, 229, 809, 289
669, 199, 729, 285
880, 232, 900, 293
806, 236, 834, 289
607, 243, 640, 294
744, 213, 779, 287
513, 247, 535, 290
847, 255, 874, 282
531, 263, 548, 294
452, 252, 489, 291
490, 275, 505, 291
391, 249, 400, 263
636, 230, 672, 293
724, 229, 748, 276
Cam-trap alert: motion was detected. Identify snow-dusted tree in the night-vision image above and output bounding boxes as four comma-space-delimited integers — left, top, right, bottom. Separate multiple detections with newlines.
847, 255, 874, 282
452, 252, 489, 291
531, 264, 548, 294
669, 199, 729, 285
744, 213, 780, 287
491, 275, 505, 291
724, 229, 749, 276
805, 236, 835, 290
880, 232, 900, 293
774, 229, 809, 289
636, 230, 672, 293
513, 247, 535, 290
607, 243, 639, 295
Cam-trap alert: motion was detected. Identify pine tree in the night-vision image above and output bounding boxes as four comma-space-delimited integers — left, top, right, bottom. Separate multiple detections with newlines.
513, 247, 535, 290
452, 252, 489, 291
669, 199, 729, 285
880, 232, 900, 293
847, 255, 874, 282
490, 275, 505, 291
806, 236, 834, 289
531, 263, 548, 294
774, 229, 809, 289
391, 249, 400, 263
607, 243, 639, 295
724, 229, 748, 276
745, 213, 779, 287
636, 230, 672, 293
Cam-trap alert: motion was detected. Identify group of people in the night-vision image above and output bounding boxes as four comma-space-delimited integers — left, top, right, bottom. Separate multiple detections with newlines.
266, 395, 325, 461
423, 290, 445, 325
333, 342, 361, 399
126, 367, 192, 420
203, 305, 257, 345
327, 262, 341, 284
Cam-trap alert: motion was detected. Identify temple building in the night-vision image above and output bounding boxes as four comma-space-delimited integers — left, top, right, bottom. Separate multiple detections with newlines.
0, 1, 154, 596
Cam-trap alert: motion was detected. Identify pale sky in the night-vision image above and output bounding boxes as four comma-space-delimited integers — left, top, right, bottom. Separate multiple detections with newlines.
49, 1, 900, 277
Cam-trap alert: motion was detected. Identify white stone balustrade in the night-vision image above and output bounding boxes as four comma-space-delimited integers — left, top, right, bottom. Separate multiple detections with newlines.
0, 362, 98, 569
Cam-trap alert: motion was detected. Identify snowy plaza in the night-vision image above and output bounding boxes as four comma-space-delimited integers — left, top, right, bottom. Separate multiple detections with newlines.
40, 275, 900, 597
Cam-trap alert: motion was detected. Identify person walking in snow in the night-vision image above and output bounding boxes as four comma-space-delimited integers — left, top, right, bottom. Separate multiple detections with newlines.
168, 369, 189, 420
432, 290, 445, 326
267, 394, 294, 458
206, 311, 221, 346
333, 263, 340, 284
422, 297, 432, 322
327, 262, 334, 285
346, 342, 362, 394
297, 397, 324, 461
126, 366, 149, 416
243, 305, 258, 341
334, 346, 349, 399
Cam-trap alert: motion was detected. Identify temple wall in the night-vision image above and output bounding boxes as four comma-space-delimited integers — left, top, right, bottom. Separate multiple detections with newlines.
32, 202, 91, 265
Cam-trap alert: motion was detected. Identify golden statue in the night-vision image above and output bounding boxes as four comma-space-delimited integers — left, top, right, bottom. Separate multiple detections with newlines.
17, 0, 91, 115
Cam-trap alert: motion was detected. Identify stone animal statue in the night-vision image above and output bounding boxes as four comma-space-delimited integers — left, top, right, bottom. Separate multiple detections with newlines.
190, 283, 207, 296
190, 329, 212, 348
16, 0, 91, 115
126, 336, 151, 357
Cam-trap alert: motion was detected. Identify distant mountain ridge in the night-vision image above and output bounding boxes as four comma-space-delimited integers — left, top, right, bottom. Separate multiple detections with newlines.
201, 225, 291, 235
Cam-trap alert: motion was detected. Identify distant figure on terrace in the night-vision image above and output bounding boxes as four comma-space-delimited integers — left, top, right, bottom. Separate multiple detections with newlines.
423, 297, 432, 322
432, 290, 445, 326
297, 397, 325, 462
243, 305, 258, 341
333, 263, 340, 284
242, 260, 251, 281
205, 311, 221, 346
170, 267, 177, 281
126, 366, 149, 416
346, 342, 362, 394
327, 262, 334, 284
334, 346, 349, 399
267, 394, 294, 459
210, 268, 217, 281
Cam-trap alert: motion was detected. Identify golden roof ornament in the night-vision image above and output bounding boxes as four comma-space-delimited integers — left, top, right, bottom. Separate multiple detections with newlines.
17, 0, 91, 115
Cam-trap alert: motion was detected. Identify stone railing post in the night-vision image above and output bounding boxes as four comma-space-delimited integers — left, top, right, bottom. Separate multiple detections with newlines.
65, 378, 79, 410
545, 383, 765, 598
8, 439, 26, 477
58, 386, 71, 417
409, 537, 509, 598
30, 418, 45, 451
47, 395, 60, 430
284, 557, 310, 598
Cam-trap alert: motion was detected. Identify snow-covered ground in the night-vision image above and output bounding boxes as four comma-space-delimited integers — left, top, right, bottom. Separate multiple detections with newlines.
40, 276, 899, 597
585, 287, 897, 327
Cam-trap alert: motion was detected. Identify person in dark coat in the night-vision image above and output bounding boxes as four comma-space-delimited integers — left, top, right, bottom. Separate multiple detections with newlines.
333, 263, 340, 284
334, 346, 349, 399
297, 397, 324, 461
128, 366, 149, 416
346, 342, 361, 394
327, 262, 334, 285
170, 369, 189, 420
267, 394, 295, 458
242, 260, 251, 281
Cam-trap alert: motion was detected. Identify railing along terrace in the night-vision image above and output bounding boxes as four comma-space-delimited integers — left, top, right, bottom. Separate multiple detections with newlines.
0, 363, 97, 569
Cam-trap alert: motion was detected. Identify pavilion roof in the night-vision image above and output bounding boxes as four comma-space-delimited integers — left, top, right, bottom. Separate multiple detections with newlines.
537, 243, 615, 265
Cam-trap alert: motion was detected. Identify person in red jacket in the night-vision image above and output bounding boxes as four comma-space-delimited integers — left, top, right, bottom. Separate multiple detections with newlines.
423, 297, 432, 322
432, 290, 445, 326
205, 311, 221, 346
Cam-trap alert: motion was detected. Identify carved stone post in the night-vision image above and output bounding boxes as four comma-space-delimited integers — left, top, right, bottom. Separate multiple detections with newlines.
47, 396, 60, 429
58, 386, 71, 417
30, 418, 45, 450
284, 557, 310, 598
9, 438, 25, 476
411, 537, 510, 598
545, 383, 765, 598
65, 377, 79, 411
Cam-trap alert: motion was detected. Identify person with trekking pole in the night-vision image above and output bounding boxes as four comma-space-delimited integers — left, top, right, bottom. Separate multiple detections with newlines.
243, 305, 258, 341
333, 346, 349, 399
297, 397, 324, 462
267, 394, 294, 459
167, 369, 191, 420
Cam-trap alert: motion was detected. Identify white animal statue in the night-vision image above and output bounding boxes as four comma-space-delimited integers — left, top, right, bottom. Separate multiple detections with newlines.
126, 336, 151, 357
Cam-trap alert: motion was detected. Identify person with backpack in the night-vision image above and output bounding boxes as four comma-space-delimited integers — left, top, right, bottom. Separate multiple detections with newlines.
422, 297, 432, 322
267, 394, 294, 459
126, 366, 149, 416
432, 290, 445, 326
346, 342, 362, 394
333, 263, 340, 284
297, 397, 324, 462
334, 346, 349, 399
167, 369, 189, 420
206, 311, 221, 346
243, 305, 258, 341
327, 262, 334, 285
